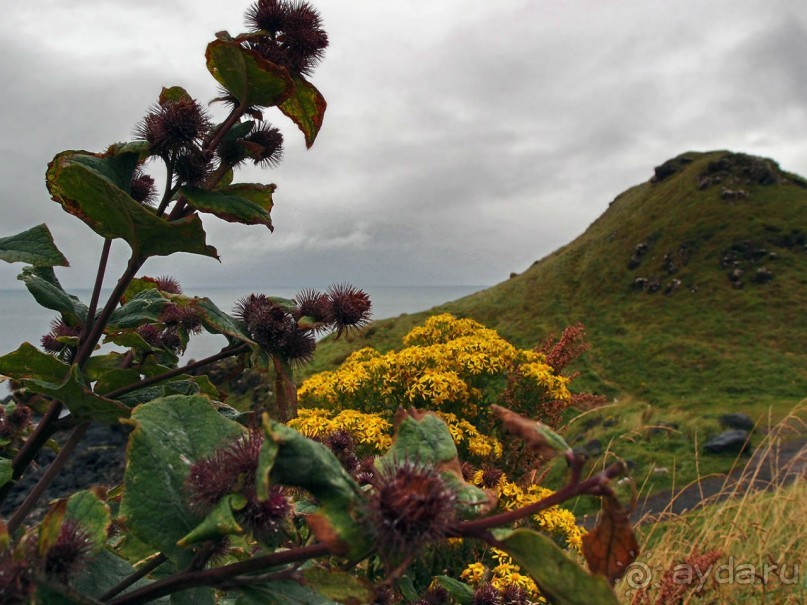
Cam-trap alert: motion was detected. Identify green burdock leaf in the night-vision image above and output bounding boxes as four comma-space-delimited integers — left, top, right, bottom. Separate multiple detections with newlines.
194, 297, 255, 345
160, 85, 194, 104
433, 575, 475, 605
377, 410, 495, 518
178, 494, 246, 546
66, 488, 111, 546
258, 416, 370, 559
279, 75, 326, 148
46, 145, 218, 260
235, 582, 339, 605
206, 38, 293, 107
37, 548, 171, 605
495, 528, 619, 605
108, 288, 170, 329
0, 342, 71, 383
0, 457, 11, 489
18, 266, 87, 325
27, 365, 132, 422
93, 368, 146, 396
0, 224, 68, 267
120, 395, 246, 565
301, 568, 374, 604
0, 345, 128, 421
181, 183, 275, 230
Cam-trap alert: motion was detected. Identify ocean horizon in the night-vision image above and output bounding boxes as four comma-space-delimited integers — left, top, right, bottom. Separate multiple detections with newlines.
0, 284, 487, 364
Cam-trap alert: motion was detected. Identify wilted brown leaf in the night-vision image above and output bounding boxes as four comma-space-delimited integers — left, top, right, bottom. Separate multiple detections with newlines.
582, 493, 639, 584
490, 404, 571, 458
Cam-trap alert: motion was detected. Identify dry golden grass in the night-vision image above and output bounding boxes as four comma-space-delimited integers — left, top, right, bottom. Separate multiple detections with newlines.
616, 403, 806, 604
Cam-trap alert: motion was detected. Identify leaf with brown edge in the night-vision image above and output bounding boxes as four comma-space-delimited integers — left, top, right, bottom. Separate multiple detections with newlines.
582, 493, 640, 584
180, 183, 275, 230
491, 404, 571, 458
205, 38, 292, 107
279, 75, 327, 148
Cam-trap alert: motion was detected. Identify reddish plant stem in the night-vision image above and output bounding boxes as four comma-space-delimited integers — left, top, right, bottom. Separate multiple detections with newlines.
98, 554, 168, 602
455, 459, 624, 536
81, 238, 113, 349
74, 254, 145, 367
7, 422, 90, 534
103, 343, 249, 399
107, 542, 331, 605
155, 155, 176, 218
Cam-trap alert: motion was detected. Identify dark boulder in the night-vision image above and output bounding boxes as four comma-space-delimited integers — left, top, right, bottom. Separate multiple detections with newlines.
719, 413, 754, 431
704, 429, 751, 455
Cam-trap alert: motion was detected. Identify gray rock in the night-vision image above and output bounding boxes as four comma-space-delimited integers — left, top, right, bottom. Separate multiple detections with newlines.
719, 413, 754, 431
704, 429, 751, 455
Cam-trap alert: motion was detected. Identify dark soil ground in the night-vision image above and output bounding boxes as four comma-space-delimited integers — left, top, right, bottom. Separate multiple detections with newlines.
0, 422, 130, 520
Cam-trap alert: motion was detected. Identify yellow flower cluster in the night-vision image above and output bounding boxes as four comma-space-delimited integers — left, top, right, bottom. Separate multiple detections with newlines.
460, 551, 546, 602
470, 471, 584, 550
435, 412, 503, 459
297, 314, 571, 416
288, 408, 392, 452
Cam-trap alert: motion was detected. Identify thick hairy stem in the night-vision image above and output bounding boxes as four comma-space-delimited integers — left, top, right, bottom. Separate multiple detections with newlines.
74, 254, 144, 367
155, 154, 176, 218
103, 343, 249, 399
272, 357, 298, 422
107, 542, 330, 605
7, 422, 90, 534
98, 553, 168, 602
81, 238, 113, 348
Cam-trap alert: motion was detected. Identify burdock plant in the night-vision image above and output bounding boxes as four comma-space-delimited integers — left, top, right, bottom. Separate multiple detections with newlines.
0, 2, 639, 603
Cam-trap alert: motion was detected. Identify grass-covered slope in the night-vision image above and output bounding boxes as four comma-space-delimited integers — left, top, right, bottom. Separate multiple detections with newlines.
310, 151, 807, 414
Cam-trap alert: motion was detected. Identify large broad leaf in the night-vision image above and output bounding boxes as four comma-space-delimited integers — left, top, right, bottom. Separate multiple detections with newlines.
108, 288, 170, 329
300, 569, 374, 604
433, 576, 475, 605
0, 224, 68, 267
495, 528, 620, 605
181, 183, 275, 230
46, 145, 218, 260
279, 75, 326, 148
235, 582, 339, 605
119, 395, 247, 565
376, 410, 494, 518
206, 37, 293, 107
34, 548, 171, 605
258, 417, 371, 560
0, 344, 130, 422
64, 488, 112, 553
194, 297, 255, 345
18, 266, 87, 325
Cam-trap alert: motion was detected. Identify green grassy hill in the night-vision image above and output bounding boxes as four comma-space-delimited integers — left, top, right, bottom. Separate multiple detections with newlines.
309, 151, 807, 417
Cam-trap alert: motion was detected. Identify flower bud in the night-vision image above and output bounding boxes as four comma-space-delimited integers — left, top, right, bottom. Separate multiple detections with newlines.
368, 459, 456, 560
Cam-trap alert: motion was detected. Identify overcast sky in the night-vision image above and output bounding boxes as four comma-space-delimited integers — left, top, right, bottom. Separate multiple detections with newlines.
2, 0, 806, 291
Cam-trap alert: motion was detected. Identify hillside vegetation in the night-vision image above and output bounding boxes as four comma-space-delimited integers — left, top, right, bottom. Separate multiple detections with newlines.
309, 151, 807, 417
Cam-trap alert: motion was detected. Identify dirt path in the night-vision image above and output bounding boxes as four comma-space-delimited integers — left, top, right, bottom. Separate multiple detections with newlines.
629, 437, 806, 524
